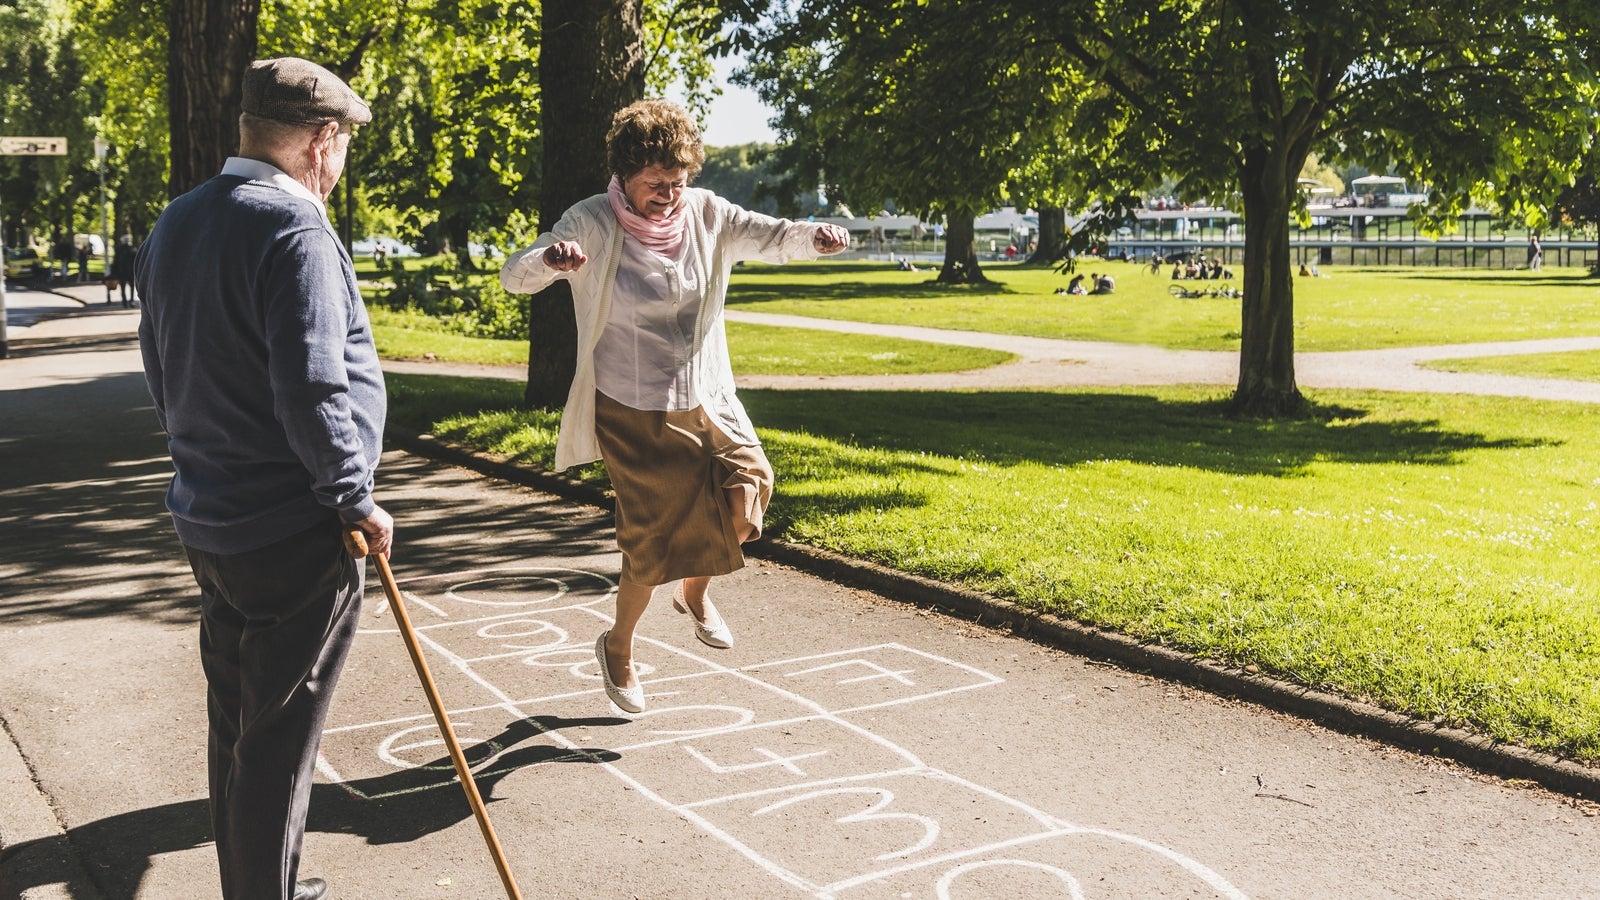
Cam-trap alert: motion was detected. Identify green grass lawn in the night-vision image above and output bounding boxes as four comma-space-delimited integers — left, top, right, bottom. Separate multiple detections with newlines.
726, 261, 1600, 352
369, 306, 1015, 375
388, 372, 1600, 763
1422, 349, 1600, 382
369, 307, 529, 365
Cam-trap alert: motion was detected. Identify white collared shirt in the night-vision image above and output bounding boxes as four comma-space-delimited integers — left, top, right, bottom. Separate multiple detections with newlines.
221, 157, 326, 218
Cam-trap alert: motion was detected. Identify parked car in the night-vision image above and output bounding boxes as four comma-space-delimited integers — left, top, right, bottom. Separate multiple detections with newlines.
4, 246, 47, 282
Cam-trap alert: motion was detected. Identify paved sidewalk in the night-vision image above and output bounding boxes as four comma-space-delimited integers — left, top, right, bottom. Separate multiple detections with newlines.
5, 286, 1600, 899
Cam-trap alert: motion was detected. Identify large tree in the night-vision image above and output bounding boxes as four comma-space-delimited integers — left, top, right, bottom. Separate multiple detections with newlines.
732, 0, 1077, 284
522, 0, 647, 409
165, 0, 259, 196
1551, 131, 1600, 274
520, 0, 723, 409
1034, 0, 1600, 415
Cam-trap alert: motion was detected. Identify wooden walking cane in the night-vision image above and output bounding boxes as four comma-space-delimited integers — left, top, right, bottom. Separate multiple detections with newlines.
343, 526, 524, 900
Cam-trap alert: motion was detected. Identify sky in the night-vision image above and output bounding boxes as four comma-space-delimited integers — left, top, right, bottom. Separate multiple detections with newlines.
681, 55, 779, 148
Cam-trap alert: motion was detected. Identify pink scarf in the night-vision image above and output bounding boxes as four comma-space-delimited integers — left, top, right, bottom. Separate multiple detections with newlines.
607, 175, 687, 257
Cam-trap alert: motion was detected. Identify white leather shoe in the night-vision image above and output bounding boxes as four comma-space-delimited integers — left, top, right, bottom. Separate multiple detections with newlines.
595, 630, 645, 713
673, 585, 734, 649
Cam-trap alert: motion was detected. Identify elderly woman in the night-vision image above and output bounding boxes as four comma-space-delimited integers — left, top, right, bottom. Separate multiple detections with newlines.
500, 99, 849, 713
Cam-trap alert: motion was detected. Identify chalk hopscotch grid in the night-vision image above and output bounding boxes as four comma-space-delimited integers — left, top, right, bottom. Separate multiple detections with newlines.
316, 568, 1249, 899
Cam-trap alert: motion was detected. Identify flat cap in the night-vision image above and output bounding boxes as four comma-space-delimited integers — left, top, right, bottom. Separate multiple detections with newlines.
241, 57, 372, 126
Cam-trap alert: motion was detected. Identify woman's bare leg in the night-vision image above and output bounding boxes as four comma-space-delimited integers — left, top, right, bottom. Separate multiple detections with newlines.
726, 483, 760, 543
604, 579, 654, 690
677, 480, 762, 625
676, 574, 723, 629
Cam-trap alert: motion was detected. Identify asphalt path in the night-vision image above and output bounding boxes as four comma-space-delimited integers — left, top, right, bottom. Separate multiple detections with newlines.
3, 284, 1598, 899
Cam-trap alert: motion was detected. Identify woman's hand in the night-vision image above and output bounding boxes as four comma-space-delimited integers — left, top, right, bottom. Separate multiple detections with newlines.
813, 224, 850, 254
543, 240, 589, 272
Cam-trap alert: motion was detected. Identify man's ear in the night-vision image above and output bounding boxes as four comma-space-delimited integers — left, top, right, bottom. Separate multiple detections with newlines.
311, 120, 340, 150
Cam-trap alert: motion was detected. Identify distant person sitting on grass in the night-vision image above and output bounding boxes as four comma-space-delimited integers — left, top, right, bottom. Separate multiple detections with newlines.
1067, 273, 1087, 294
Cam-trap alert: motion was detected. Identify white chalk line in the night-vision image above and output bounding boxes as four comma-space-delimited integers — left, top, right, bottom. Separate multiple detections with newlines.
319, 567, 1247, 898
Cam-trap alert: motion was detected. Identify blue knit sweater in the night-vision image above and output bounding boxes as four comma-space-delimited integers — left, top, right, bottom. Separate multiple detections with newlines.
136, 170, 385, 554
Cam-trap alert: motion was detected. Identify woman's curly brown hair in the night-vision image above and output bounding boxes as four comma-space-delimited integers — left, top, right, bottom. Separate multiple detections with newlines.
606, 99, 705, 181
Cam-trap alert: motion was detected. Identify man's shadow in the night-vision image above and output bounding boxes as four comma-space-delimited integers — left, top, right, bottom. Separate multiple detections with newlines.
0, 714, 624, 899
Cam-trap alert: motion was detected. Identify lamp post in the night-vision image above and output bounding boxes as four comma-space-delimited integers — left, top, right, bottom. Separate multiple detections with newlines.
1, 180, 9, 358
93, 136, 109, 303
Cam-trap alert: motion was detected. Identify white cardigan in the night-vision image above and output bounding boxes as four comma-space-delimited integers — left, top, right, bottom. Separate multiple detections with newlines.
500, 188, 834, 471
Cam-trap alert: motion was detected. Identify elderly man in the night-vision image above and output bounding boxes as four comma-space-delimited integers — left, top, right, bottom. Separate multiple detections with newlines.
135, 57, 391, 900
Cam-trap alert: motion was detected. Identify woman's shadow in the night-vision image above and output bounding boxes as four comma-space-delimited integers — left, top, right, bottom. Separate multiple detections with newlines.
0, 714, 624, 899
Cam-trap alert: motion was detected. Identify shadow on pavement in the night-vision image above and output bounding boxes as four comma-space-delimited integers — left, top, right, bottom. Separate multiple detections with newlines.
1, 369, 617, 627
8, 333, 141, 357
0, 715, 626, 899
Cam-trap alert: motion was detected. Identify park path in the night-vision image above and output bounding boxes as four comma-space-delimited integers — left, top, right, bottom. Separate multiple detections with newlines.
383, 307, 1600, 403
722, 311, 1600, 402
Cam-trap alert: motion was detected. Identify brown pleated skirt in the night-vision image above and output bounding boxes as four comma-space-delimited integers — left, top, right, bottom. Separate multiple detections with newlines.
593, 390, 774, 586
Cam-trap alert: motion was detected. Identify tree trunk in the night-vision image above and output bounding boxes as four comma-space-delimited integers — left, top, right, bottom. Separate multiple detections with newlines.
166, 0, 259, 197
524, 0, 646, 410
936, 211, 989, 284
1230, 151, 1305, 417
1026, 206, 1067, 265
449, 218, 477, 271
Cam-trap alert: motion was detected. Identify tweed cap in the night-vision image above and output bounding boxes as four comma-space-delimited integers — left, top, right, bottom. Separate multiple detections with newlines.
241, 57, 371, 126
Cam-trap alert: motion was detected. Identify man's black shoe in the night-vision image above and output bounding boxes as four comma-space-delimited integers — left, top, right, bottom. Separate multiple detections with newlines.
293, 878, 330, 900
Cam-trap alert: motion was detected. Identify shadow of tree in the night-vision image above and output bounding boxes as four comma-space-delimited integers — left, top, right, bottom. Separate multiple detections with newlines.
1379, 269, 1599, 289
727, 262, 1026, 307
8, 333, 141, 355
0, 714, 627, 899
741, 389, 1548, 478
0, 372, 617, 628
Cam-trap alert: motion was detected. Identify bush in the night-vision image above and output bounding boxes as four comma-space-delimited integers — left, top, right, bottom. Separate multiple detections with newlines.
375, 258, 528, 340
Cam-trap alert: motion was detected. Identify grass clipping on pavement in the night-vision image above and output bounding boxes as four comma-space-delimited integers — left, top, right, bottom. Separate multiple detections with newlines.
389, 373, 1600, 764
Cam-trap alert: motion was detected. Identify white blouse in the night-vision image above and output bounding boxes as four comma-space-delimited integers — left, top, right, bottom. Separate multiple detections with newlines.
593, 230, 710, 414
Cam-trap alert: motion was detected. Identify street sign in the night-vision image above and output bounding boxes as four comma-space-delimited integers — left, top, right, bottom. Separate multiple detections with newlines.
0, 136, 68, 156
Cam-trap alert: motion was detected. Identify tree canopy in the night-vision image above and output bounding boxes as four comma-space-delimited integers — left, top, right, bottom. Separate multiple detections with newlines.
1033, 0, 1600, 413
731, 0, 1081, 282
726, 0, 1600, 412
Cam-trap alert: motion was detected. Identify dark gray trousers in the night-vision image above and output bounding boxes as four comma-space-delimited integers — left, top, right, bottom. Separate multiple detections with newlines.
185, 517, 363, 900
